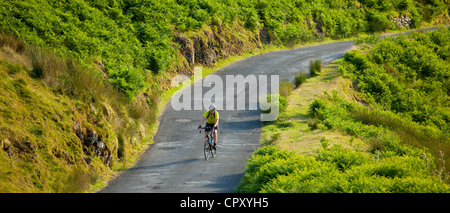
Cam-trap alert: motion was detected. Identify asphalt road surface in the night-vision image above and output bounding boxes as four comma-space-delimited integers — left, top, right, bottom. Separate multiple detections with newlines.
100, 40, 355, 193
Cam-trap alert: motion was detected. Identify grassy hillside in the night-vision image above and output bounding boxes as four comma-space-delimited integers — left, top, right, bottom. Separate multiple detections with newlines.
0, 33, 153, 192
238, 28, 449, 193
0, 0, 448, 192
1, 0, 448, 98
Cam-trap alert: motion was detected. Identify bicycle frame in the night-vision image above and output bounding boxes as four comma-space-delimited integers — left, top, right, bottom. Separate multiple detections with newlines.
200, 126, 215, 142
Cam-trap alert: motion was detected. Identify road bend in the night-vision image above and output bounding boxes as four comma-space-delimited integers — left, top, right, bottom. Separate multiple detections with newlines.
100, 40, 354, 193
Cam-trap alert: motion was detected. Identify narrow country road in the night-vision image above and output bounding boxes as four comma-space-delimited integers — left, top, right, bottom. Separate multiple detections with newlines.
100, 40, 355, 193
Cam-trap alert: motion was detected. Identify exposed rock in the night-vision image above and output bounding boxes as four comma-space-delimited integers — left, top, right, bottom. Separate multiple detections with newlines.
0, 127, 37, 161
259, 26, 270, 44
51, 147, 75, 164
176, 34, 195, 66
175, 24, 261, 69
193, 34, 217, 67
392, 15, 412, 28
74, 123, 111, 166
1, 138, 13, 158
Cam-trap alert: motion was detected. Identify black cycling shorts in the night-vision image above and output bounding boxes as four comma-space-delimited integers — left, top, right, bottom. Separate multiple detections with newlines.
206, 123, 218, 131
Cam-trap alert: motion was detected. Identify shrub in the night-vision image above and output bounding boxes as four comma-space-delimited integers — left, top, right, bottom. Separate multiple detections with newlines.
366, 9, 395, 32
239, 146, 450, 193
260, 159, 341, 193
237, 146, 295, 192
108, 67, 146, 99
308, 98, 327, 120
342, 29, 450, 173
349, 155, 430, 179
319, 136, 331, 149
307, 117, 320, 130
316, 145, 371, 171
294, 72, 307, 88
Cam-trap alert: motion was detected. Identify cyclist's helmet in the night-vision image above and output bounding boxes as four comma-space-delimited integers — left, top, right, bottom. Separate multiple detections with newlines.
209, 104, 216, 111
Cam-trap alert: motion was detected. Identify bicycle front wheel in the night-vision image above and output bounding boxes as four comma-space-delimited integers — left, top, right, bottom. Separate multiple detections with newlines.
211, 140, 216, 158
204, 137, 210, 160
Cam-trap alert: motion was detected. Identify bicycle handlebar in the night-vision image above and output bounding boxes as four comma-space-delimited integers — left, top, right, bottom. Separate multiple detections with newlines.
198, 126, 213, 133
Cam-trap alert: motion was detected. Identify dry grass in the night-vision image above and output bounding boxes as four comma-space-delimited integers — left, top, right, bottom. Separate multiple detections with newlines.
279, 80, 294, 97
0, 32, 154, 192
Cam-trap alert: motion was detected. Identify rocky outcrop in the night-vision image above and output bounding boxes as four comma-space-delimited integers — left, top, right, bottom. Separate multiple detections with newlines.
392, 15, 412, 28
176, 34, 195, 66
74, 123, 111, 166
175, 23, 262, 70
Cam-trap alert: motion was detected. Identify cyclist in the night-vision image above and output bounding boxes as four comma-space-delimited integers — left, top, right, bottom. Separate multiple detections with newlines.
198, 104, 219, 150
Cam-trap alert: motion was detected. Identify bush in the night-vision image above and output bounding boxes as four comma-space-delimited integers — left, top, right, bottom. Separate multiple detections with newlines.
316, 145, 371, 171
308, 98, 327, 120
108, 67, 146, 98
366, 9, 395, 32
294, 72, 307, 88
237, 146, 295, 192
341, 29, 450, 173
346, 29, 450, 131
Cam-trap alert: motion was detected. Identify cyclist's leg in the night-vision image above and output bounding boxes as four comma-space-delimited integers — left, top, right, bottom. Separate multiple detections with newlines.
206, 124, 213, 143
213, 126, 218, 145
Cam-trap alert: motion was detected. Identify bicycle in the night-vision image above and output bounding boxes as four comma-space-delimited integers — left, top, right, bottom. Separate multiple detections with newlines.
199, 126, 216, 160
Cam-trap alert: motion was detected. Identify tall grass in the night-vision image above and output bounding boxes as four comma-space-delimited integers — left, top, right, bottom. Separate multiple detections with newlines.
294, 71, 307, 88
351, 107, 450, 177
279, 80, 294, 97
27, 44, 121, 105
309, 59, 322, 76
0, 33, 25, 53
1, 32, 152, 117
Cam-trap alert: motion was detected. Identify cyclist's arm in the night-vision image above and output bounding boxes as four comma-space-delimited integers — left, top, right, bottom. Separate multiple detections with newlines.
199, 116, 206, 126
214, 111, 219, 127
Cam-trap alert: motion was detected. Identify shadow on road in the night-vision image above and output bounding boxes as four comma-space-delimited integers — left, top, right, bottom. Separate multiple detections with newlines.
205, 173, 244, 193
128, 158, 201, 171
223, 119, 261, 131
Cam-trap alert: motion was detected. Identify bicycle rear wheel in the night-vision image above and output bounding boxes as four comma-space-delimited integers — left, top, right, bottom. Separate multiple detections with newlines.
211, 138, 216, 158
204, 137, 211, 160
